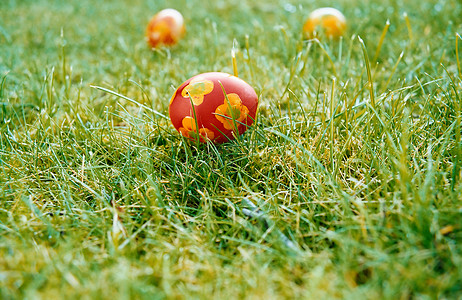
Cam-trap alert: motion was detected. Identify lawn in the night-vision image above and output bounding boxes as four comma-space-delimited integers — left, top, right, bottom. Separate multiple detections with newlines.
0, 0, 461, 298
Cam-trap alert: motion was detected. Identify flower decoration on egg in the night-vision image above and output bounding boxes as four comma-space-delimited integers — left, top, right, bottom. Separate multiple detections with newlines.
169, 72, 258, 143
181, 77, 214, 106
215, 93, 250, 130
178, 116, 215, 142
303, 7, 346, 39
146, 8, 185, 48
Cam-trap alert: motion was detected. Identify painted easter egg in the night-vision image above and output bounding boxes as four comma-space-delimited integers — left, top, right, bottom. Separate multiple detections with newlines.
146, 8, 185, 48
169, 72, 258, 143
303, 7, 346, 39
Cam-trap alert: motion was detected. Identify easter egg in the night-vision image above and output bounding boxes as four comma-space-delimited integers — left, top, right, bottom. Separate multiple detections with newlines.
303, 7, 346, 39
146, 8, 185, 48
169, 72, 258, 143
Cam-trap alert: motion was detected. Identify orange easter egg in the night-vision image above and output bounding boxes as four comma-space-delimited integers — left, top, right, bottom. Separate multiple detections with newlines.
303, 7, 346, 39
169, 72, 259, 143
146, 8, 185, 48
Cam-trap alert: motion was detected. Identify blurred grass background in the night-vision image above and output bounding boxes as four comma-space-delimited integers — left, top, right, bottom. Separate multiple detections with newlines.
1, 0, 461, 298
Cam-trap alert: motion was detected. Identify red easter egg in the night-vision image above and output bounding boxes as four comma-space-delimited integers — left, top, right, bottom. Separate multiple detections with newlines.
169, 72, 259, 143
146, 8, 185, 48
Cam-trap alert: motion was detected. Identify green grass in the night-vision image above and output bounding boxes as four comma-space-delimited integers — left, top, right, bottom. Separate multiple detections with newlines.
1, 0, 461, 298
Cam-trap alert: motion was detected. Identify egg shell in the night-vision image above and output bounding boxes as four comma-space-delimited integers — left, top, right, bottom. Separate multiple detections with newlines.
303, 7, 346, 39
146, 8, 185, 48
169, 72, 258, 143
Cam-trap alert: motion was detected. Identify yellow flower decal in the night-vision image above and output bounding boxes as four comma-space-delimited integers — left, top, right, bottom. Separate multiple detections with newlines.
215, 93, 249, 130
179, 116, 215, 142
181, 78, 214, 106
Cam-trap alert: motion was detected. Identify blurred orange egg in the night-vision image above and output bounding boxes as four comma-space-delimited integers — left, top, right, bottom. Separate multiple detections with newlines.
303, 7, 346, 39
146, 8, 185, 48
169, 72, 259, 143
